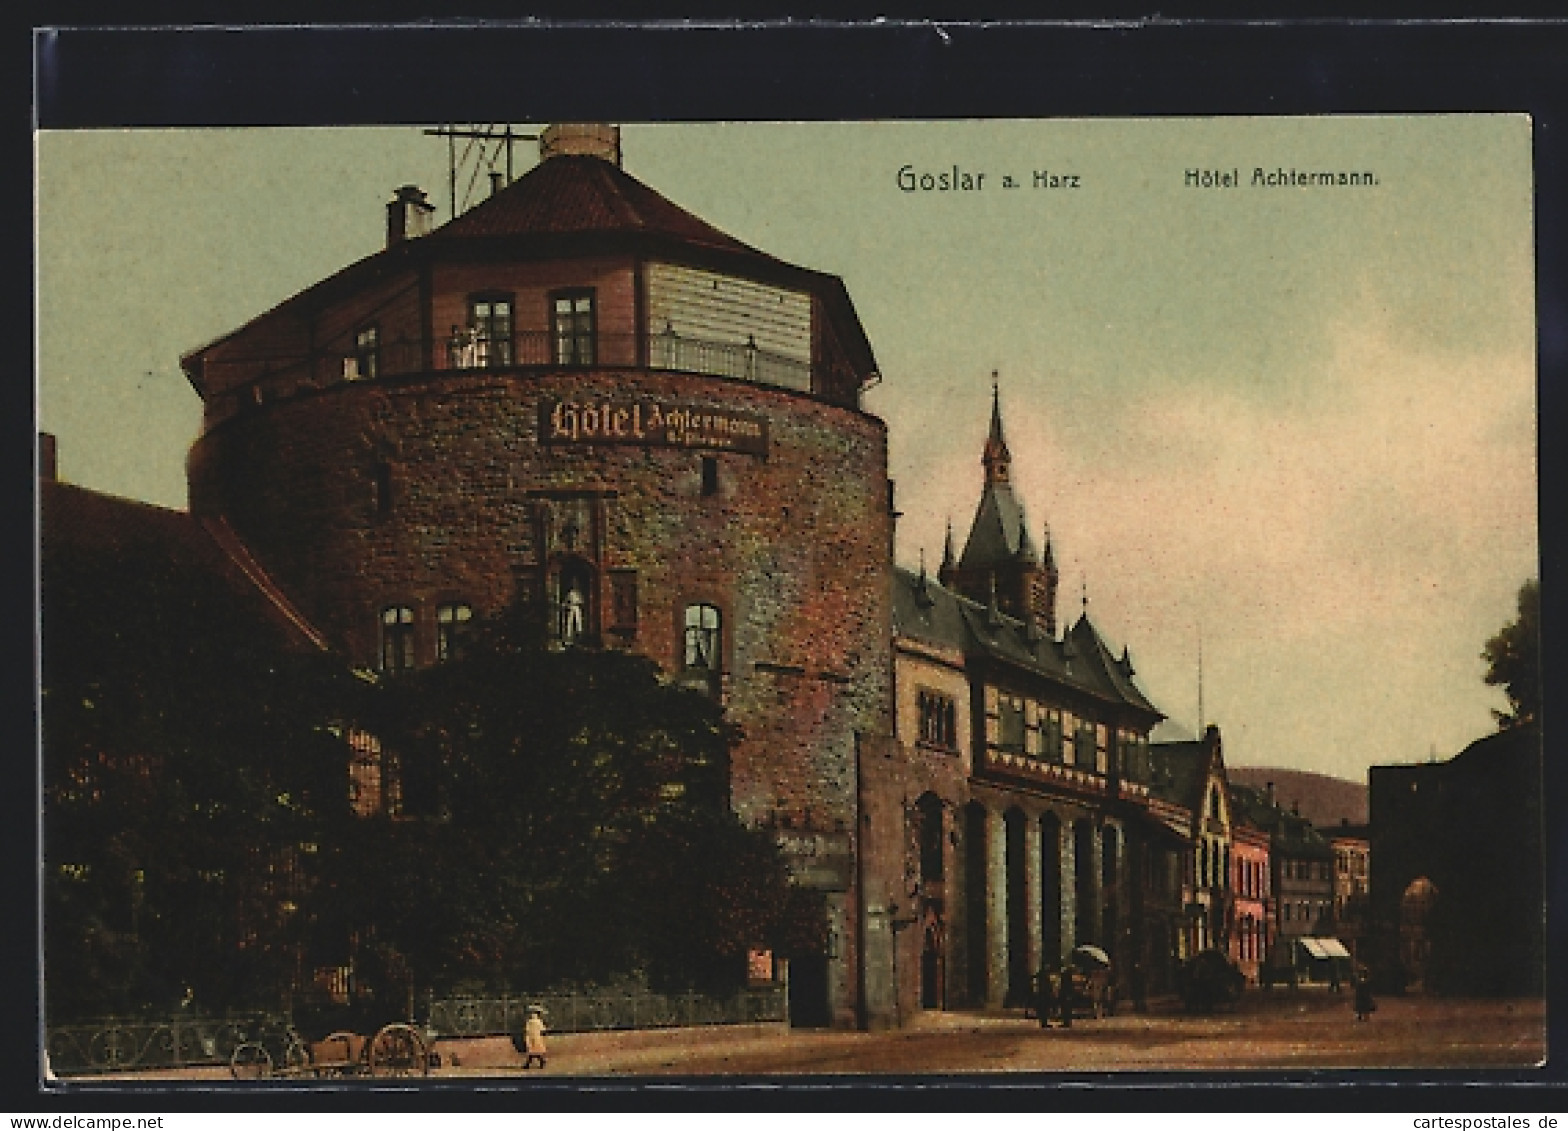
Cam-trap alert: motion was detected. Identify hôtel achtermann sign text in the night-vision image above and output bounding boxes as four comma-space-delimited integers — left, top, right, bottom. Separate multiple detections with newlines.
541, 397, 769, 455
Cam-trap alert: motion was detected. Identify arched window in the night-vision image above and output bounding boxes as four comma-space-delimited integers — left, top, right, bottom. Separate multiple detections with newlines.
436, 602, 473, 662
917, 793, 944, 883
380, 605, 415, 673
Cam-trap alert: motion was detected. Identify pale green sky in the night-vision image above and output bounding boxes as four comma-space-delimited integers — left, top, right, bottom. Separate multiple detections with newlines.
35, 117, 1538, 783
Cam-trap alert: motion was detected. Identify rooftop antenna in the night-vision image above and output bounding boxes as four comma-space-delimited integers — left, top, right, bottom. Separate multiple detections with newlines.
1197, 621, 1205, 735
424, 124, 540, 221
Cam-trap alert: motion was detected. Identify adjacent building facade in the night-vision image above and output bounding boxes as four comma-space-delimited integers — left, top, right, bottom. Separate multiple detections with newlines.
1368, 725, 1543, 996
875, 391, 1173, 1018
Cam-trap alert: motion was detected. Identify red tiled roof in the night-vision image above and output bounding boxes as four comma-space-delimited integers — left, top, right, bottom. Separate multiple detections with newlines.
40, 480, 326, 652
433, 154, 778, 262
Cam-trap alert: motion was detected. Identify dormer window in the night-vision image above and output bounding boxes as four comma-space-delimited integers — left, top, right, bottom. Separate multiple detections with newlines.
552, 290, 596, 366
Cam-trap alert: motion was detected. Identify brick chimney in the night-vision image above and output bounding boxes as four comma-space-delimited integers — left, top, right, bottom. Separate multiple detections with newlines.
39, 432, 57, 482
386, 185, 435, 247
539, 123, 622, 167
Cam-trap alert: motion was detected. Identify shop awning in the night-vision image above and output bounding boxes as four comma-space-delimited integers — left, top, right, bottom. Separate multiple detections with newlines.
1297, 937, 1351, 960
1071, 944, 1112, 967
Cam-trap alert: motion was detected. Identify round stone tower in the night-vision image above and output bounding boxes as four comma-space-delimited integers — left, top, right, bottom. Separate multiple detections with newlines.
182, 125, 893, 1027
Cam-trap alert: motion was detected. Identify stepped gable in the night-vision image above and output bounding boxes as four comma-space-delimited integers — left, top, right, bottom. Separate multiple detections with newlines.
1228, 766, 1369, 826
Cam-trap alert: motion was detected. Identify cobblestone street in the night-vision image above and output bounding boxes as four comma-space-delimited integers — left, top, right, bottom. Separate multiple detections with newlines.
71, 992, 1545, 1083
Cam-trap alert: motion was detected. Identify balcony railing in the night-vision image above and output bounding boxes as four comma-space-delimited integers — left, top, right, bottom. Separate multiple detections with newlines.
206, 330, 814, 424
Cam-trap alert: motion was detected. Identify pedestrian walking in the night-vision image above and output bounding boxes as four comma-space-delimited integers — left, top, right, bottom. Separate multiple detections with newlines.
522, 1005, 548, 1069
1057, 964, 1075, 1028
1035, 968, 1054, 1028
1353, 968, 1376, 1021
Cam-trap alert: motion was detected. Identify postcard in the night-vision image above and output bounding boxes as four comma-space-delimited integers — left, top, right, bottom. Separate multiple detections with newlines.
35, 110, 1542, 1088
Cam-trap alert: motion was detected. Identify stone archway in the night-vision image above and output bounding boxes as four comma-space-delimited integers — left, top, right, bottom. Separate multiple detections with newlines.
1073, 819, 1097, 946
1400, 877, 1439, 990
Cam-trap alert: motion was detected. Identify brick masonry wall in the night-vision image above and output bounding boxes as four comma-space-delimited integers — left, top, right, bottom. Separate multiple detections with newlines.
187, 365, 893, 845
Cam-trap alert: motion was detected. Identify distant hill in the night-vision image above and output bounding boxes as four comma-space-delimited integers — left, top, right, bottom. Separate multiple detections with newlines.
1227, 766, 1368, 828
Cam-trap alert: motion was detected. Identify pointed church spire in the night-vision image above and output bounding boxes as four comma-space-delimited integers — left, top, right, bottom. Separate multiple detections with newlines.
941, 518, 956, 571
914, 547, 935, 607
1014, 515, 1038, 562
982, 370, 1011, 485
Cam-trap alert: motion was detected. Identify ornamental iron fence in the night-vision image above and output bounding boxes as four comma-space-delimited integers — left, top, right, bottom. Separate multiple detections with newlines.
425, 985, 786, 1038
44, 1013, 285, 1077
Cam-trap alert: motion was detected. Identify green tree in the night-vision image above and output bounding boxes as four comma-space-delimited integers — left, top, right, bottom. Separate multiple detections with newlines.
42, 542, 361, 1020
345, 608, 820, 998
1482, 578, 1540, 730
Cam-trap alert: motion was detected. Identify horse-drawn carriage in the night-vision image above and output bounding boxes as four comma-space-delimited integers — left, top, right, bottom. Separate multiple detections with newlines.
229, 1007, 431, 1079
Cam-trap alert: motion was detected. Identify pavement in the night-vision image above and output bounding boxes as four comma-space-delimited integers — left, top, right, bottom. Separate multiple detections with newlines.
61, 990, 1546, 1082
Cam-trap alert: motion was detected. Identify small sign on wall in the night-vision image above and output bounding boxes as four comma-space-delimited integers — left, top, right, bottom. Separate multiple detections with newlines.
747, 948, 775, 984
540, 397, 769, 455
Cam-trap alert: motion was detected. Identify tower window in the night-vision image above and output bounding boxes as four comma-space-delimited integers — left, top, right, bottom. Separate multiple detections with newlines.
701, 456, 719, 497
682, 603, 722, 695
609, 571, 639, 636
353, 324, 379, 380
455, 295, 513, 368
380, 605, 415, 673
436, 602, 473, 662
552, 290, 596, 366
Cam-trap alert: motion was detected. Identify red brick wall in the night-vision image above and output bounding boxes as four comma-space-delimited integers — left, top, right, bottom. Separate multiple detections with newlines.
187, 364, 892, 836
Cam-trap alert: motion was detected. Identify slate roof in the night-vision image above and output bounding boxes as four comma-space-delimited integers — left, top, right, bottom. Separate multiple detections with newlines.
1228, 780, 1333, 858
958, 392, 1040, 569
894, 566, 1163, 720
1148, 738, 1211, 811
958, 480, 1036, 569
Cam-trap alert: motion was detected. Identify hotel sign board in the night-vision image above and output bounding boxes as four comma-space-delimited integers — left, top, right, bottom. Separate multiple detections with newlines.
540, 397, 768, 455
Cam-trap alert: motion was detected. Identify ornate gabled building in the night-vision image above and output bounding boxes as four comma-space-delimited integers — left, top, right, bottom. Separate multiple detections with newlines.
1149, 728, 1232, 961
877, 390, 1172, 1017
